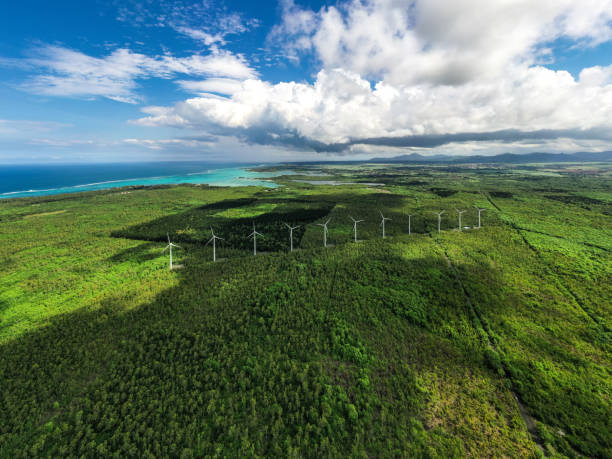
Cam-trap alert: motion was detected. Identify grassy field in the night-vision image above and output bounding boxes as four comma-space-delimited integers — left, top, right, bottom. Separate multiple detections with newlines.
0, 163, 610, 457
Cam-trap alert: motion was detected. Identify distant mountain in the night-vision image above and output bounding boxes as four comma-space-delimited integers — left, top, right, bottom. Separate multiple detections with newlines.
369, 151, 612, 164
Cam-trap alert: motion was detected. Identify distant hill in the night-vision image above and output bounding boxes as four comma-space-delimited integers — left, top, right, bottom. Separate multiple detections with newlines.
369, 151, 612, 163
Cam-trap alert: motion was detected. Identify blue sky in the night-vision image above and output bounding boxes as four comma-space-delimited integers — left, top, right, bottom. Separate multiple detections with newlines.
1, 0, 612, 163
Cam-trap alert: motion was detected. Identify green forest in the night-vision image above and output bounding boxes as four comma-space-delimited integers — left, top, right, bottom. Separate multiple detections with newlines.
0, 162, 610, 457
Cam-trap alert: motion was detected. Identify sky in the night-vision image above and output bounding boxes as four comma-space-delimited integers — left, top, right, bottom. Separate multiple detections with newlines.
1, 0, 612, 163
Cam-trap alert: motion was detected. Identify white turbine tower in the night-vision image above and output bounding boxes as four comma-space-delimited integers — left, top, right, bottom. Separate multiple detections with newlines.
407, 214, 413, 235
284, 223, 300, 252
247, 223, 264, 256
456, 209, 466, 231
435, 210, 445, 233
475, 207, 486, 228
316, 218, 331, 247
205, 227, 223, 262
163, 233, 181, 270
379, 211, 391, 239
349, 216, 364, 242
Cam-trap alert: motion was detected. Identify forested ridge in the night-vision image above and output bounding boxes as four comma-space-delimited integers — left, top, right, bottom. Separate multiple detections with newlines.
0, 162, 610, 457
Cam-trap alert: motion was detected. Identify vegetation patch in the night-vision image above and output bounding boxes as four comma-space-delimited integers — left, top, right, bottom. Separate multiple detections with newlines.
23, 210, 68, 219
489, 191, 513, 198
544, 193, 605, 207
430, 188, 457, 197
0, 162, 610, 456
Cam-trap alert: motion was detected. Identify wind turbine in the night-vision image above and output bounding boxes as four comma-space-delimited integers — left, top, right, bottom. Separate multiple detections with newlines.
379, 211, 391, 239
205, 227, 223, 262
247, 223, 264, 256
163, 233, 181, 270
475, 207, 486, 228
434, 210, 445, 233
316, 218, 331, 247
407, 214, 413, 235
284, 223, 300, 252
456, 209, 466, 231
349, 216, 364, 242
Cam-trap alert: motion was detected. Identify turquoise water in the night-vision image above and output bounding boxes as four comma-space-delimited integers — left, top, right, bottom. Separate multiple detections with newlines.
0, 163, 288, 199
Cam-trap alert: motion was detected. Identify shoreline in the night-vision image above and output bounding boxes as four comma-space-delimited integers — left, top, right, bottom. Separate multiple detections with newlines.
0, 165, 289, 200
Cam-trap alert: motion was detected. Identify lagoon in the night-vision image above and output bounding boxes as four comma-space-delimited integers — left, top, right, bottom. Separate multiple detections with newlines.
0, 162, 288, 199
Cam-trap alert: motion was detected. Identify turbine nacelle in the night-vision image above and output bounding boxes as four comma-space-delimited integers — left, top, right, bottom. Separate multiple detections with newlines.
316, 218, 331, 227
247, 223, 264, 239
379, 210, 391, 222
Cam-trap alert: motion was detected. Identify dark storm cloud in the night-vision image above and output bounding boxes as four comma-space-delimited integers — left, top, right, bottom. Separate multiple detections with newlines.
228, 127, 612, 153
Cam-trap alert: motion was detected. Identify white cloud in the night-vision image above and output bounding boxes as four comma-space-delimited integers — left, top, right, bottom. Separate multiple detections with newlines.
271, 0, 612, 86
177, 78, 245, 95
123, 137, 216, 150
29, 138, 97, 147
115, 1, 258, 46
174, 12, 259, 45
158, 51, 256, 79
0, 119, 71, 136
133, 65, 612, 145
132, 0, 612, 154
579, 65, 612, 86
267, 0, 318, 61
175, 27, 225, 46
12, 45, 257, 103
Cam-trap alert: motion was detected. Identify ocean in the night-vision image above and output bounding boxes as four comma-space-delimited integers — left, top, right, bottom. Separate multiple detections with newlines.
0, 162, 286, 199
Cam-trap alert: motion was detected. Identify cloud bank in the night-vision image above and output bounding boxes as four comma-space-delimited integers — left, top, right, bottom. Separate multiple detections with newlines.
129, 0, 612, 154
133, 65, 612, 152
5, 0, 612, 158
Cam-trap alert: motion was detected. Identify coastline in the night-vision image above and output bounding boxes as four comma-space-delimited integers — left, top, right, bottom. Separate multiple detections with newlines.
0, 164, 289, 200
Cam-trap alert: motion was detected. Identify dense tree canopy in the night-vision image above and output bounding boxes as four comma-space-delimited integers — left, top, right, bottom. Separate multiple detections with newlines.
0, 163, 610, 457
